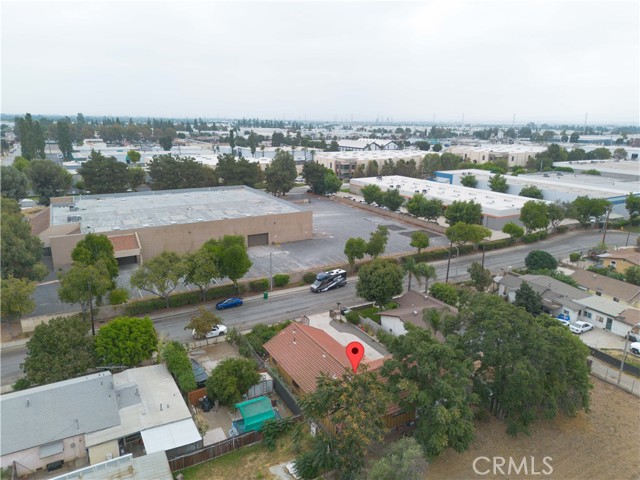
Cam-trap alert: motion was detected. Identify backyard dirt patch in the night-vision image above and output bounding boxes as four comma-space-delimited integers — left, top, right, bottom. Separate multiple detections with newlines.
428, 377, 640, 479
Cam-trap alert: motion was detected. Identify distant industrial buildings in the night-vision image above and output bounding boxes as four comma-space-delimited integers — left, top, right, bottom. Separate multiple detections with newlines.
446, 144, 547, 167
350, 175, 541, 230
337, 138, 400, 151
436, 168, 639, 218
37, 186, 312, 269
315, 150, 424, 180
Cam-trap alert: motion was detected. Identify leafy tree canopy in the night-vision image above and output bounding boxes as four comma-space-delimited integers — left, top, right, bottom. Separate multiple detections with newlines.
444, 200, 482, 225
356, 258, 404, 306
265, 150, 296, 196
1, 276, 36, 320
147, 154, 216, 190
502, 222, 524, 240
130, 251, 185, 308
461, 174, 477, 188
519, 185, 544, 199
27, 159, 72, 205
380, 189, 404, 211
216, 153, 262, 187
71, 233, 119, 283
468, 261, 493, 292
361, 184, 383, 205
77, 151, 130, 194
410, 231, 430, 254
95, 316, 157, 367
206, 357, 260, 406
488, 173, 509, 193
1, 166, 30, 201
519, 200, 549, 233
525, 250, 558, 271
366, 225, 390, 258
23, 315, 96, 386
344, 237, 367, 271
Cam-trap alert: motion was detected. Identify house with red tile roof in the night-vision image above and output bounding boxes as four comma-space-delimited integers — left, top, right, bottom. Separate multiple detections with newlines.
263, 322, 414, 430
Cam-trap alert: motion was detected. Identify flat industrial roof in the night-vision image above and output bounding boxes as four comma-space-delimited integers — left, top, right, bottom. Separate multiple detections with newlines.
50, 186, 303, 234
449, 169, 638, 197
448, 144, 547, 154
315, 150, 424, 161
555, 159, 640, 176
350, 175, 540, 217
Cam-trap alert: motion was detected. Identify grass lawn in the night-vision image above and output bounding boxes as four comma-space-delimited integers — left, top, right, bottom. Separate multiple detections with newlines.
621, 224, 640, 233
177, 433, 303, 480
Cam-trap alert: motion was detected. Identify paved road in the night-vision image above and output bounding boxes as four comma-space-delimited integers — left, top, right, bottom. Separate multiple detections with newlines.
3, 229, 636, 386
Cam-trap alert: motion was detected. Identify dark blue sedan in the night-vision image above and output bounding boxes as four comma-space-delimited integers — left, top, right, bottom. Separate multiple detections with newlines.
215, 297, 243, 310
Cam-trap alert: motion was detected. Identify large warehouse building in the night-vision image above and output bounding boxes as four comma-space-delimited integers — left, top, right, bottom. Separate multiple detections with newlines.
315, 150, 424, 180
38, 186, 312, 269
349, 175, 544, 230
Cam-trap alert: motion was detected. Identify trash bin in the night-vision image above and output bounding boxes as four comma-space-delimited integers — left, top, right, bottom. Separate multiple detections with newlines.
263, 291, 268, 300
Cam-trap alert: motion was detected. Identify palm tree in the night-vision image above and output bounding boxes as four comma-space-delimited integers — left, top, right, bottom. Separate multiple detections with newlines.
415, 262, 437, 294
402, 257, 419, 292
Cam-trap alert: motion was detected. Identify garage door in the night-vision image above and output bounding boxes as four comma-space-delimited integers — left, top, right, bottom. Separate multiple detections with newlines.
247, 233, 269, 247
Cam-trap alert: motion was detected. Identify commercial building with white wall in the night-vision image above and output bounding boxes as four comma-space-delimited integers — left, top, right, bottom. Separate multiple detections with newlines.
435, 168, 639, 218
315, 150, 424, 180
446, 144, 547, 167
349, 175, 543, 230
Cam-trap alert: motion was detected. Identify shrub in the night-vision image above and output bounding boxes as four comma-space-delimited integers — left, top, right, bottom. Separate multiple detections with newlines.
108, 288, 129, 305
569, 252, 581, 262
556, 225, 569, 233
345, 310, 361, 325
538, 230, 549, 240
12, 378, 31, 391
522, 233, 540, 243
163, 341, 196, 393
303, 272, 317, 284
273, 274, 290, 288
429, 282, 458, 306
249, 279, 269, 292
245, 321, 292, 356
525, 250, 558, 270
583, 169, 601, 175
481, 238, 513, 251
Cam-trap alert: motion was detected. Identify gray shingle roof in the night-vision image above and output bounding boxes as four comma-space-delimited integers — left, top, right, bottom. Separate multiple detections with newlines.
0, 372, 121, 456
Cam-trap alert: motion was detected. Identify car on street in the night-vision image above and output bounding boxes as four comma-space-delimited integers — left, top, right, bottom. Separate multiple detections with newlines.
630, 342, 640, 356
215, 297, 243, 310
570, 321, 594, 334
190, 358, 208, 387
192, 324, 228, 339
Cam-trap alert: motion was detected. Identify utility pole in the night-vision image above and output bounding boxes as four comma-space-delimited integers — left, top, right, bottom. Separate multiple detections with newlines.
601, 205, 612, 246
88, 281, 95, 336
445, 242, 452, 283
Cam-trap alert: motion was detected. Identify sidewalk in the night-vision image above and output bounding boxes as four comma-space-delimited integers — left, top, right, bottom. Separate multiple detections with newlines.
589, 357, 640, 397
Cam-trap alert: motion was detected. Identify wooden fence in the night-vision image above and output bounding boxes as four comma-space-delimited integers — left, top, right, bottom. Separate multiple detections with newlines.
168, 430, 262, 471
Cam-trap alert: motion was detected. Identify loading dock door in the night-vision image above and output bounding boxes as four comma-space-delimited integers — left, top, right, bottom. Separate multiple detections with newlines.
248, 233, 269, 247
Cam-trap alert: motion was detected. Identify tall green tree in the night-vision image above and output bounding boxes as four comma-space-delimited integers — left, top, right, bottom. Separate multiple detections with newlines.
57, 119, 74, 158
206, 357, 260, 406
520, 200, 549, 233
22, 315, 97, 386
502, 222, 524, 241
488, 173, 509, 193
525, 250, 558, 270
28, 159, 72, 205
380, 189, 404, 211
444, 200, 482, 225
58, 261, 113, 319
461, 294, 591, 435
16, 113, 45, 160
127, 149, 141, 164
445, 223, 491, 248
1, 277, 36, 320
294, 370, 390, 480
130, 251, 185, 308
344, 237, 367, 271
514, 282, 543, 315
402, 257, 421, 291
216, 153, 261, 187
78, 151, 130, 194
546, 202, 567, 232
95, 316, 157, 366
356, 258, 403, 306
185, 306, 223, 339
365, 437, 427, 480
159, 135, 173, 151
71, 233, 119, 286
147, 154, 216, 190
1, 166, 30, 201
410, 231, 430, 254
128, 166, 147, 191
1, 198, 47, 280
207, 235, 253, 291
361, 184, 383, 205
415, 262, 437, 293
366, 225, 390, 258
625, 194, 640, 223
183, 247, 220, 301
468, 261, 493, 292
625, 266, 640, 286
568, 196, 611, 226
264, 150, 296, 196
380, 325, 476, 456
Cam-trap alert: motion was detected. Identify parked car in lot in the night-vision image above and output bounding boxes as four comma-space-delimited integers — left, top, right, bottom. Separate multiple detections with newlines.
626, 332, 640, 343
192, 324, 228, 339
556, 318, 570, 327
630, 342, 640, 356
570, 321, 594, 334
215, 297, 243, 310
190, 358, 208, 387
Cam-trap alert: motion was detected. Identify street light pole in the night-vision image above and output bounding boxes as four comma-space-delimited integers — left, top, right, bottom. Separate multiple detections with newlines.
88, 281, 95, 336
269, 252, 273, 291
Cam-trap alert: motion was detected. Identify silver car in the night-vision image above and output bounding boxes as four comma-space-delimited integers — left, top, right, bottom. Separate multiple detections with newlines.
570, 321, 594, 334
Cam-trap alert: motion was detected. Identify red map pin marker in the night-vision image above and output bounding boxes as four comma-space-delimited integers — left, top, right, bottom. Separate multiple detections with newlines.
346, 341, 364, 373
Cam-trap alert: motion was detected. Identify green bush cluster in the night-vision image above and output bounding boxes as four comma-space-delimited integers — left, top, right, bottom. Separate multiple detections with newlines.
108, 288, 129, 305
480, 238, 513, 251
429, 282, 458, 306
246, 321, 292, 356
556, 225, 569, 233
303, 272, 317, 284
163, 341, 196, 393
522, 233, 540, 243
538, 230, 549, 240
345, 311, 361, 325
569, 252, 581, 262
125, 283, 242, 315
249, 279, 269, 292
273, 274, 290, 288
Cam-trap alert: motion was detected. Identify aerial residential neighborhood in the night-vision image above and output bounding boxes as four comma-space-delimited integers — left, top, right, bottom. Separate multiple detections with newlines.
1, 1, 639, 480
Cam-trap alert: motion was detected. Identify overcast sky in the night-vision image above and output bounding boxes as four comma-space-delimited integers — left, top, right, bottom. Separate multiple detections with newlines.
2, 0, 638, 124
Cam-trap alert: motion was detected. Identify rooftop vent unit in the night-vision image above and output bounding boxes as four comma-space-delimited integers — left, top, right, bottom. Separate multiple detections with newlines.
67, 215, 82, 222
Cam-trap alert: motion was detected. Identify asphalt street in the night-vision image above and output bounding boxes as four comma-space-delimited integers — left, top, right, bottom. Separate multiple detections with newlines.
2, 229, 636, 386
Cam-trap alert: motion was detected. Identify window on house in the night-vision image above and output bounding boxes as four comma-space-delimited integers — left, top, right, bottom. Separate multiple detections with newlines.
596, 315, 604, 323
611, 260, 617, 267
584, 311, 592, 319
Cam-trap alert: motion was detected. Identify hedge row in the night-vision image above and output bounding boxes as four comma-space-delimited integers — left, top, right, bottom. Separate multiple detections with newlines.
125, 283, 242, 315
163, 341, 196, 393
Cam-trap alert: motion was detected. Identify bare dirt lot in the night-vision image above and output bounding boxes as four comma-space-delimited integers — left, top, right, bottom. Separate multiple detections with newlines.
428, 377, 640, 479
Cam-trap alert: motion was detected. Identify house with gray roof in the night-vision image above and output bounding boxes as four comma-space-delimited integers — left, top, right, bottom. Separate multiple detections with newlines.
1, 365, 202, 478
574, 296, 640, 337
0, 372, 120, 477
567, 268, 640, 309
378, 290, 458, 337
496, 272, 589, 323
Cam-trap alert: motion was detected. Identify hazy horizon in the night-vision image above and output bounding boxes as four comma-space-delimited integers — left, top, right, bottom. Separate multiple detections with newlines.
2, 1, 639, 125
